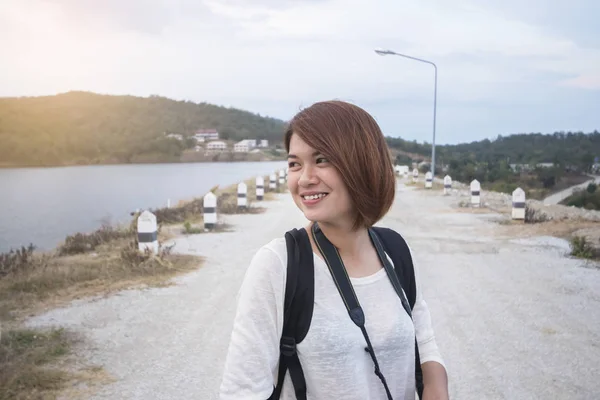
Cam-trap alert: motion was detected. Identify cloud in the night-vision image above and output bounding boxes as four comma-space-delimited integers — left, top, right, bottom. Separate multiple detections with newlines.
0, 0, 598, 143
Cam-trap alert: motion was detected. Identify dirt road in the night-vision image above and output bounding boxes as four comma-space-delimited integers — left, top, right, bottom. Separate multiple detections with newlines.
27, 182, 600, 399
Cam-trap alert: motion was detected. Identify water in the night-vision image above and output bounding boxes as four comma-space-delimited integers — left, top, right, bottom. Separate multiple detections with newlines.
0, 161, 287, 252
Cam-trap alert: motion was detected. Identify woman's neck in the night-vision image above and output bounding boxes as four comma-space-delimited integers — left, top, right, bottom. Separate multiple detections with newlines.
310, 220, 371, 259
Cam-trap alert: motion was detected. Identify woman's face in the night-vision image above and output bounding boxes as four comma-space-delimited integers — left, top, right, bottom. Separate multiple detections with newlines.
287, 133, 354, 228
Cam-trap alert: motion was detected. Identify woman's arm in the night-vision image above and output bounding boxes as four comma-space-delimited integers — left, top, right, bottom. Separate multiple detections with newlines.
219, 246, 286, 399
409, 246, 449, 399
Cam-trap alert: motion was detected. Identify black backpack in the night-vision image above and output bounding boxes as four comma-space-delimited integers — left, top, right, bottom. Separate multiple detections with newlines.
269, 226, 424, 400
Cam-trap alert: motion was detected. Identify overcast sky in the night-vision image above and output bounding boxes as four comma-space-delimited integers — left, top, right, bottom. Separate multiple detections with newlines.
1, 0, 598, 144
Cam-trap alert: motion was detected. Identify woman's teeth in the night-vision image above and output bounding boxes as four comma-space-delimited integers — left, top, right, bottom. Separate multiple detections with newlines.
303, 193, 327, 200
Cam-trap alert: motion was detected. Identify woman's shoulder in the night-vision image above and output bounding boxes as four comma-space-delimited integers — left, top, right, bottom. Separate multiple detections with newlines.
253, 236, 289, 267
243, 236, 289, 285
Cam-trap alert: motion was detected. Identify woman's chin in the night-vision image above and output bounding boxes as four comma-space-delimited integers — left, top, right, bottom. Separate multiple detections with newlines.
302, 210, 326, 223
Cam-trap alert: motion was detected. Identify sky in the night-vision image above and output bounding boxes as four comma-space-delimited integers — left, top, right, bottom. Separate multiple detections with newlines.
0, 0, 599, 144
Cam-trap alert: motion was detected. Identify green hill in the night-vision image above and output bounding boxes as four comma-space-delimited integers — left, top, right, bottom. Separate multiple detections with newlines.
387, 132, 600, 200
0, 91, 286, 167
388, 132, 600, 169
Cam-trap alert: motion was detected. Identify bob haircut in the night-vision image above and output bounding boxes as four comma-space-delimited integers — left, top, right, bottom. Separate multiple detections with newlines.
284, 100, 396, 230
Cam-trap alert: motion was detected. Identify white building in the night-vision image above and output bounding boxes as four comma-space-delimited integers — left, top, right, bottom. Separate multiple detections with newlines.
234, 139, 258, 153
259, 139, 269, 148
193, 129, 219, 142
206, 140, 227, 153
234, 142, 249, 153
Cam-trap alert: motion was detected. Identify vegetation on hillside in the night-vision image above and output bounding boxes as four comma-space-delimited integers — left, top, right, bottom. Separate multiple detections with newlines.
0, 91, 286, 167
388, 131, 600, 200
561, 183, 600, 210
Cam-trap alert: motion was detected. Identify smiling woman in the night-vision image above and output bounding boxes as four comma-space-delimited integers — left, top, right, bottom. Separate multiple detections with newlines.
219, 101, 448, 400
284, 100, 396, 231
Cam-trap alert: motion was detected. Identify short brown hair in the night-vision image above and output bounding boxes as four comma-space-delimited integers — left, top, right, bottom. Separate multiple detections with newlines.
284, 100, 396, 230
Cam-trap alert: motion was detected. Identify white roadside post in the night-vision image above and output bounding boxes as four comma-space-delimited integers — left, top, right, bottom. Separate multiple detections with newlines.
425, 172, 433, 189
256, 176, 264, 200
512, 187, 526, 220
412, 168, 419, 183
203, 191, 217, 230
279, 170, 285, 186
443, 175, 452, 195
470, 179, 481, 207
269, 173, 277, 191
137, 210, 158, 254
237, 182, 247, 211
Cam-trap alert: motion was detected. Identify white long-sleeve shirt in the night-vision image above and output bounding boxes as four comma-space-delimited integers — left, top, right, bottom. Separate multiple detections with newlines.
219, 236, 445, 400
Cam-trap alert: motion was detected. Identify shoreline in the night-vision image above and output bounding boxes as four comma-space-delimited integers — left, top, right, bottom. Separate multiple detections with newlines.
2, 170, 286, 254
0, 162, 288, 253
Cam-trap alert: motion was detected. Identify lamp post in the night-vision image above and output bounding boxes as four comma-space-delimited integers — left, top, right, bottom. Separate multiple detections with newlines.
375, 48, 438, 178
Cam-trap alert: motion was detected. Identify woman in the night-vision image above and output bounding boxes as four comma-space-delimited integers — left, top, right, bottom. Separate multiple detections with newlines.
219, 101, 448, 400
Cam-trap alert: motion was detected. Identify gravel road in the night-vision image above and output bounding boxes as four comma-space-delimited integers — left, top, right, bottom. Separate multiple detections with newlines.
27, 182, 600, 399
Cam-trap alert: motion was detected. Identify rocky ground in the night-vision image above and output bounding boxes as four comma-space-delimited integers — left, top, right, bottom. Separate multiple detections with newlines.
427, 178, 600, 254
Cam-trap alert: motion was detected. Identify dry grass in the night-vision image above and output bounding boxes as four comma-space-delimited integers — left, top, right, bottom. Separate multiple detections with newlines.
0, 239, 202, 321
496, 219, 600, 240
157, 175, 286, 229
0, 326, 116, 400
0, 238, 203, 399
0, 327, 76, 400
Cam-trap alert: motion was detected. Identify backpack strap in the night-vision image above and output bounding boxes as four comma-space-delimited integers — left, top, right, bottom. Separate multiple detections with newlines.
370, 226, 424, 399
269, 228, 314, 400
370, 227, 417, 308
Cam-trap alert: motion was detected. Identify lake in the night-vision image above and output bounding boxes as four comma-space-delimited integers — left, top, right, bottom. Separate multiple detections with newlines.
0, 161, 287, 252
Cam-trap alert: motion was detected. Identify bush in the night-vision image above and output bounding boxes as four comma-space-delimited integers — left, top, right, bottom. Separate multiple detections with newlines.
524, 206, 549, 223
587, 183, 597, 194
570, 236, 596, 259
58, 224, 132, 256
0, 244, 36, 278
563, 189, 600, 210
119, 241, 177, 274
183, 221, 204, 234
152, 198, 204, 224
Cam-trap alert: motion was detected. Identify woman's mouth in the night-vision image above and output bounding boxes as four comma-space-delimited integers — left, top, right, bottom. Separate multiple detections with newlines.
301, 193, 328, 205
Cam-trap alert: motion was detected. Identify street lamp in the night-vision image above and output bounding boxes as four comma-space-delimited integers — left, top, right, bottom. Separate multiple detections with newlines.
374, 48, 438, 178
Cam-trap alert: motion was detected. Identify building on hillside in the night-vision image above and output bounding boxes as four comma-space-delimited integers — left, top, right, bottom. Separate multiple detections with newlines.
193, 129, 219, 142
234, 141, 249, 153
234, 139, 259, 153
536, 163, 555, 168
259, 139, 269, 148
206, 140, 227, 153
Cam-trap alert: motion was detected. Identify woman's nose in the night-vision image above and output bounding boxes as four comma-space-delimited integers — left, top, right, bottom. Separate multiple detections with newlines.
298, 165, 318, 186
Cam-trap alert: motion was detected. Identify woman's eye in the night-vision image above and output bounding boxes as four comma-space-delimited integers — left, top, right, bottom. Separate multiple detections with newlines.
288, 161, 300, 168
316, 157, 328, 164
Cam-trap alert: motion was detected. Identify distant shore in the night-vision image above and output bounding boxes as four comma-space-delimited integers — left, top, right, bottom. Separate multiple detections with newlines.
0, 154, 287, 169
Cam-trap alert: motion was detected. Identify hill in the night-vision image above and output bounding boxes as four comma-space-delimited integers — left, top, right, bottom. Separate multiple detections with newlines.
388, 132, 600, 169
387, 131, 600, 199
0, 91, 287, 167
